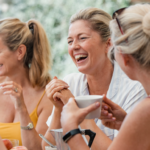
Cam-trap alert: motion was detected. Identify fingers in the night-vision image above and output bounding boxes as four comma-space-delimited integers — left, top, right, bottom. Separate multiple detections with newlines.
82, 102, 100, 117
46, 85, 66, 100
103, 94, 117, 109
101, 117, 116, 122
53, 76, 58, 79
46, 78, 69, 90
0, 81, 21, 95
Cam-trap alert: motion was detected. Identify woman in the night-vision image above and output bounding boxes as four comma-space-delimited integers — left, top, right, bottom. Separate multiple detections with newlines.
61, 3, 150, 150
0, 18, 53, 150
43, 7, 146, 149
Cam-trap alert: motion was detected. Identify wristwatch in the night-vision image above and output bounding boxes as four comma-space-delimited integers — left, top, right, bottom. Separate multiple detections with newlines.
21, 122, 34, 130
63, 128, 96, 148
63, 129, 82, 143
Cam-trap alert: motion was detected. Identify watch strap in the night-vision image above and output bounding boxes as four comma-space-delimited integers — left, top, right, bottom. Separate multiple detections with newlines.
63, 129, 81, 143
63, 128, 96, 148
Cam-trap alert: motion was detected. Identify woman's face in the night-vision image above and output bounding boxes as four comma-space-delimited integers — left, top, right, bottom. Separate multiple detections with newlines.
67, 20, 110, 75
0, 37, 18, 76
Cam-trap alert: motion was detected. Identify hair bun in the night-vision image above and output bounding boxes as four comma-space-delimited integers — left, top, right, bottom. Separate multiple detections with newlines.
142, 11, 150, 36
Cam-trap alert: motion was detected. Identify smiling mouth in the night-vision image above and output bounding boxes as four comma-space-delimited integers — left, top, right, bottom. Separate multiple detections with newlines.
75, 55, 88, 62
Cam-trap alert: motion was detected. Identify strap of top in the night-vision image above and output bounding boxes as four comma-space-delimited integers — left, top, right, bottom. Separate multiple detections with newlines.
36, 90, 46, 108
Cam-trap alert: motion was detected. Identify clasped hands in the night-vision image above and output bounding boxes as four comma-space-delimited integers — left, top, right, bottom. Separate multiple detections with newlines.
46, 77, 127, 131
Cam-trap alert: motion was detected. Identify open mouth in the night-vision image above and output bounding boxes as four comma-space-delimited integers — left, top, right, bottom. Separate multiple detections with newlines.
75, 55, 88, 62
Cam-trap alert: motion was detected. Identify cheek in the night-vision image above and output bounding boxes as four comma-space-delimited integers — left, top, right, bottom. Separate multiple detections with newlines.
68, 47, 73, 57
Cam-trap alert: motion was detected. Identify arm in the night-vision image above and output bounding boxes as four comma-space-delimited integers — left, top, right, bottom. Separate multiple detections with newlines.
62, 97, 150, 150
0, 81, 52, 150
42, 77, 73, 149
42, 107, 62, 149
61, 98, 111, 150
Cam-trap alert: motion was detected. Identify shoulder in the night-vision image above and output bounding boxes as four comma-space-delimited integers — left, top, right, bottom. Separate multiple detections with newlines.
109, 98, 150, 150
122, 98, 150, 132
37, 89, 53, 117
132, 97, 150, 116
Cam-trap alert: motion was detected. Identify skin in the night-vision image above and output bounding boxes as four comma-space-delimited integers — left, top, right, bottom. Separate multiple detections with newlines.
0, 37, 53, 150
60, 44, 150, 150
43, 20, 126, 149
0, 137, 7, 150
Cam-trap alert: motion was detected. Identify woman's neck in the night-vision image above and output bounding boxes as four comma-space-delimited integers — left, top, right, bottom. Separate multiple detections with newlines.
4, 66, 31, 88
136, 70, 150, 96
86, 61, 114, 95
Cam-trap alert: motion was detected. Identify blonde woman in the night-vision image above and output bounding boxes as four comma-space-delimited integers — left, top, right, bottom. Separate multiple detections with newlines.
0, 18, 53, 150
43, 8, 146, 149
61, 3, 150, 150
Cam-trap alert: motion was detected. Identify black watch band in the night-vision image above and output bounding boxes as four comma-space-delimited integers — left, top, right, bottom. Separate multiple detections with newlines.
63, 128, 96, 148
63, 129, 81, 143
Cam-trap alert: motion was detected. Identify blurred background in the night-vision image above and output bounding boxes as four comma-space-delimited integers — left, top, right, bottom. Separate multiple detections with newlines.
0, 0, 149, 79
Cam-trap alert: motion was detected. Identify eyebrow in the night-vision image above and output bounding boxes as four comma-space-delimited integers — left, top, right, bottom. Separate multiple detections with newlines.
67, 33, 89, 40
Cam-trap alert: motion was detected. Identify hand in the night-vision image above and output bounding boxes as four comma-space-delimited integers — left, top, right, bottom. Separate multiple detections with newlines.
46, 76, 69, 110
53, 88, 74, 104
100, 95, 127, 130
0, 81, 25, 111
61, 98, 100, 134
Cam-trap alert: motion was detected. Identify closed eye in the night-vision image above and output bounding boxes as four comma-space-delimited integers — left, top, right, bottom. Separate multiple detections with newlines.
68, 40, 73, 44
80, 37, 87, 40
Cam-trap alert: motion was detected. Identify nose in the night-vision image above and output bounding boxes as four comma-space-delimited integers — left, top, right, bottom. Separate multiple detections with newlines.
71, 40, 80, 50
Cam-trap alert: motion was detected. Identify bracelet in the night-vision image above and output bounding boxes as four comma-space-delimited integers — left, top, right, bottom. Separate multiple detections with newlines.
63, 128, 96, 148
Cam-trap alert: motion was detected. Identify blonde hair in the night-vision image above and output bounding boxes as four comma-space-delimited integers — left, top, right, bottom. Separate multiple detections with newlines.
0, 18, 52, 88
110, 4, 150, 68
70, 8, 112, 42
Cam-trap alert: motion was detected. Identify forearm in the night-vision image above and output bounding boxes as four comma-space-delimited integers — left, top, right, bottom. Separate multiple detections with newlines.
43, 107, 62, 148
81, 120, 112, 150
19, 108, 42, 150
68, 134, 90, 150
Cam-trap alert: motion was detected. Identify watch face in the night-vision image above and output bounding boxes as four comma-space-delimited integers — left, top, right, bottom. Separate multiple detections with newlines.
29, 123, 33, 129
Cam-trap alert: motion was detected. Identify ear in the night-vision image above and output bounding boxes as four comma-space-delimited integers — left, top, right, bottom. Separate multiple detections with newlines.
105, 38, 113, 53
120, 53, 131, 66
16, 44, 27, 61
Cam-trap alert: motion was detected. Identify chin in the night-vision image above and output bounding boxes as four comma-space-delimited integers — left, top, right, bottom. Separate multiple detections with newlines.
77, 66, 90, 74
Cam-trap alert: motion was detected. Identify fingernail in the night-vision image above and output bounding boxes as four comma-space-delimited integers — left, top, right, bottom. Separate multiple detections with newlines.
104, 105, 108, 109
95, 102, 100, 107
64, 85, 69, 88
112, 117, 116, 120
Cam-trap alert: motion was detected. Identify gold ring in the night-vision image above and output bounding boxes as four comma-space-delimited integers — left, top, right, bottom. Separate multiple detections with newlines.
14, 88, 18, 93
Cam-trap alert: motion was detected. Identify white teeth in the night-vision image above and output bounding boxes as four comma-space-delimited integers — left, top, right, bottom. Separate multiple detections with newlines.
75, 55, 88, 60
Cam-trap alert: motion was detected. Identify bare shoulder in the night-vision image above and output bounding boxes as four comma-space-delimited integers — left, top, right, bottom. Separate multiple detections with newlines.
109, 98, 150, 150
131, 97, 150, 118
37, 89, 53, 117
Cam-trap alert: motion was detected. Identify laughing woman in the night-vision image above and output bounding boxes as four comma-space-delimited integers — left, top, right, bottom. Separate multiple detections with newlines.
0, 18, 53, 150
43, 8, 146, 149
